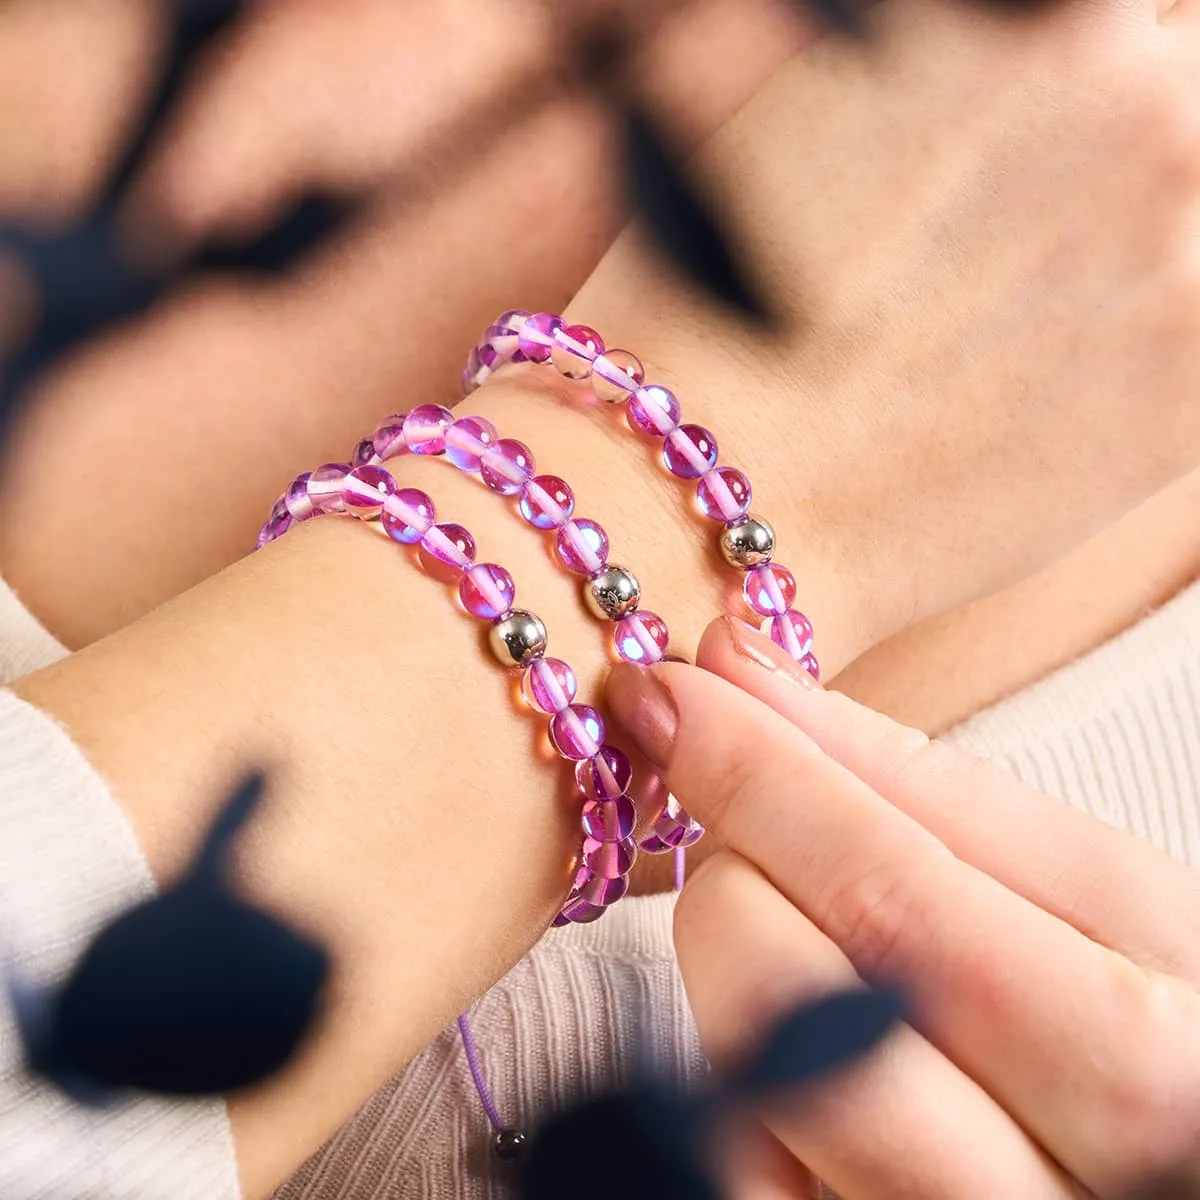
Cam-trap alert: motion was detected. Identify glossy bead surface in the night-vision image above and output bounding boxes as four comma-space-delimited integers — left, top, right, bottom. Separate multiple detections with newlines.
662, 424, 718, 479
308, 462, 351, 514
494, 309, 531, 334
696, 467, 752, 522
489, 610, 548, 667
627, 384, 680, 437
583, 565, 640, 621
581, 795, 637, 842
284, 472, 314, 521
381, 488, 435, 543
652, 794, 705, 849
522, 657, 577, 714
578, 871, 629, 908
480, 439, 534, 496
459, 563, 515, 620
402, 404, 453, 454
743, 563, 797, 617
371, 418, 408, 462
493, 1129, 528, 1162
800, 651, 821, 682
549, 704, 604, 761
559, 894, 606, 924
351, 437, 376, 468
613, 611, 670, 664
764, 609, 815, 661
257, 502, 291, 548
550, 324, 604, 378
591, 349, 644, 403
555, 519, 608, 575
417, 522, 476, 581
516, 312, 563, 363
444, 416, 497, 472
719, 514, 775, 570
518, 475, 574, 529
342, 465, 396, 518
576, 745, 633, 803
583, 835, 637, 879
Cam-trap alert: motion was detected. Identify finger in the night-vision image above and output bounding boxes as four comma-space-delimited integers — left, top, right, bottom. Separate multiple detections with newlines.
695, 616, 1200, 982
724, 1123, 822, 1200
676, 852, 1073, 1199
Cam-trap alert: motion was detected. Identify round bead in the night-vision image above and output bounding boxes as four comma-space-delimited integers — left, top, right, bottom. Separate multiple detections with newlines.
719, 514, 775, 570
591, 349, 645, 403
444, 416, 498, 473
256, 501, 291, 548
381, 488, 435, 544
417, 522, 476, 581
651, 794, 705, 849
307, 462, 351, 514
550, 323, 604, 379
555, 519, 608, 575
342, 465, 396, 518
764, 609, 815, 661
627, 384, 680, 437
695, 467, 752, 522
522, 657, 578, 714
578, 871, 629, 908
284, 472, 314, 521
576, 745, 633, 803
800, 651, 820, 682
480, 439, 535, 496
581, 795, 637, 842
583, 835, 637, 879
613, 611, 670, 664
558, 894, 606, 924
494, 309, 531, 335
549, 704, 605, 761
402, 404, 453, 455
518, 475, 574, 529
583, 565, 640, 621
459, 563, 516, 620
516, 312, 563, 363
371, 418, 408, 462
492, 1128, 528, 1162
489, 610, 548, 667
662, 424, 718, 479
351, 437, 377, 468
743, 563, 797, 617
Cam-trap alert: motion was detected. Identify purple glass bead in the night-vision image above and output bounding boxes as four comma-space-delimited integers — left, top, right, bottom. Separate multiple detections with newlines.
381, 487, 435, 543
402, 404, 453, 455
342, 465, 396, 518
549, 704, 604, 761
575, 744, 633, 802
591, 349, 644, 404
418, 522, 476, 582
743, 563, 797, 617
695, 466, 752, 522
372, 418, 408, 462
638, 833, 673, 856
554, 519, 608, 575
627, 384, 680, 437
256, 502, 291, 548
578, 871, 629, 908
518, 475, 574, 530
494, 309, 531, 335
459, 563, 516, 620
480, 439, 535, 495
445, 415, 498, 473
517, 312, 563, 363
652, 794, 705, 849
285, 472, 314, 521
764, 609, 815, 661
613, 611, 670, 664
351, 437, 377, 468
559, 894, 606, 924
583, 835, 637, 879
800, 651, 821, 682
581, 795, 637, 842
550, 323, 604, 379
662, 424, 718, 479
308, 462, 351, 514
522, 657, 578, 714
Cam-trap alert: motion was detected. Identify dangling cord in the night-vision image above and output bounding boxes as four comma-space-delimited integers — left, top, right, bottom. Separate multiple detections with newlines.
457, 1011, 527, 1161
673, 845, 687, 892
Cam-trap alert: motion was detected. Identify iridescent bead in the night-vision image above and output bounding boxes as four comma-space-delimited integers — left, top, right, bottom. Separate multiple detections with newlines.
444, 415, 498, 473
518, 475, 574, 529
627, 384, 680, 437
493, 309, 531, 335
576, 745, 633, 802
581, 795, 637, 842
550, 324, 604, 379
307, 462, 351, 514
578, 871, 629, 908
554, 519, 608, 575
256, 501, 291, 548
381, 487, 435, 543
743, 563, 797, 617
651, 794, 705, 849
591, 349, 644, 404
480, 439, 535, 496
522, 657, 578, 714
662, 424, 718, 479
418, 522, 476, 582
284, 472, 314, 521
613, 611, 670, 664
800, 652, 821, 682
459, 563, 516, 620
695, 466, 752, 522
402, 404, 453, 455
342, 465, 396, 518
372, 418, 408, 462
516, 312, 563, 363
549, 704, 604, 761
559, 894, 606, 924
583, 835, 637, 879
638, 833, 673, 856
764, 609, 815, 661
351, 437, 377, 468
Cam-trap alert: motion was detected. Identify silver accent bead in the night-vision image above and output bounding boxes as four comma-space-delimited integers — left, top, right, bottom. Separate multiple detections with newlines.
488, 610, 548, 667
583, 565, 641, 621
719, 514, 775, 570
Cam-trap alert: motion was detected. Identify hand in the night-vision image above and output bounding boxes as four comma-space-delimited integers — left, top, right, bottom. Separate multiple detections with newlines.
606, 617, 1200, 1197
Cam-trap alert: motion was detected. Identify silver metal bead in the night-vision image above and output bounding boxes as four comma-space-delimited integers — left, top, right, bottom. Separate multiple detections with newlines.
719, 514, 775, 570
583, 565, 641, 621
488, 610, 548, 667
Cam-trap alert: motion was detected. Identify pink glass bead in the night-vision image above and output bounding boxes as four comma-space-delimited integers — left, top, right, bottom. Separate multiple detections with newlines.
800, 652, 820, 682
764, 609, 815, 661
613, 611, 670, 664
285, 472, 314, 521
662, 424, 718, 479
554, 519, 608, 575
651, 794, 705, 849
559, 895, 606, 924
307, 462, 351, 514
351, 437, 377, 468
744, 563, 797, 617
494, 309, 531, 335
257, 501, 291, 548
445, 415, 497, 472
695, 466, 752, 522
518, 475, 574, 529
418, 522, 476, 582
581, 795, 637, 842
342, 465, 396, 518
480, 439, 535, 496
549, 704, 604, 761
517, 312, 563, 363
550, 324, 604, 379
627, 384, 680, 437
638, 834, 673, 855
583, 835, 637, 879
381, 487, 435, 544
402, 404, 453, 454
459, 563, 516, 620
522, 657, 578, 714
575, 744, 633, 802
591, 349, 644, 404
372, 418, 408, 462
578, 871, 629, 908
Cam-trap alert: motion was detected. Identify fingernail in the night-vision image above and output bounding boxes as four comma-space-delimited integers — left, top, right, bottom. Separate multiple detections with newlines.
720, 616, 823, 690
605, 664, 680, 770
